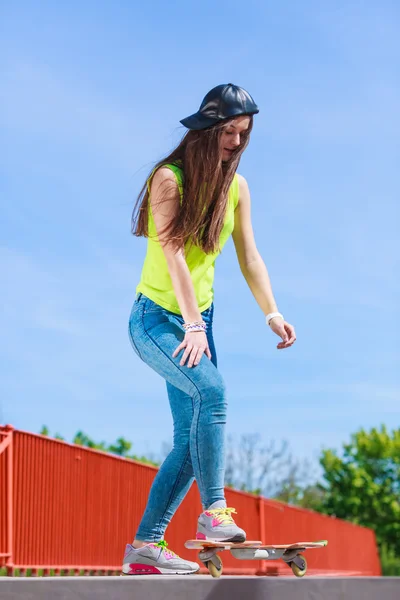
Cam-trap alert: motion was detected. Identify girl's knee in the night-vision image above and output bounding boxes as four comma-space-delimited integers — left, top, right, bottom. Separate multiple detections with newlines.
197, 378, 227, 411
208, 376, 227, 400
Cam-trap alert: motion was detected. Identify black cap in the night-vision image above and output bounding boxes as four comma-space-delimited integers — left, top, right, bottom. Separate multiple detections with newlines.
180, 83, 259, 130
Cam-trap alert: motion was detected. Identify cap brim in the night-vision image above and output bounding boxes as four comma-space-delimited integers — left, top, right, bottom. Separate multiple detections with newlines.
180, 112, 220, 130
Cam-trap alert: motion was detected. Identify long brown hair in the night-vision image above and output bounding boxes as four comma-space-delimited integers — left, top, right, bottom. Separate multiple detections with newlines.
131, 116, 253, 254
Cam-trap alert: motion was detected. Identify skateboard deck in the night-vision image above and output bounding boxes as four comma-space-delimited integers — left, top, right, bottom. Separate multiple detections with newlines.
185, 539, 327, 550
260, 540, 328, 550
185, 539, 328, 578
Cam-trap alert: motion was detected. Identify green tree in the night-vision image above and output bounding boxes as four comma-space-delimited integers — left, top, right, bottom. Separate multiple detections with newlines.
39, 426, 160, 467
275, 482, 326, 511
108, 437, 132, 457
72, 430, 106, 451
297, 484, 326, 511
380, 544, 400, 576
128, 453, 160, 467
318, 426, 400, 555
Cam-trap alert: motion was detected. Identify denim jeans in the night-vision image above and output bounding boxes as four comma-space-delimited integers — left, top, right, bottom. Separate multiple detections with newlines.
128, 293, 227, 542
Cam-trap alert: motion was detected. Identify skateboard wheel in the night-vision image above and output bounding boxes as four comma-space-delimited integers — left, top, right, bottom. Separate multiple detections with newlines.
206, 557, 223, 578
290, 553, 307, 577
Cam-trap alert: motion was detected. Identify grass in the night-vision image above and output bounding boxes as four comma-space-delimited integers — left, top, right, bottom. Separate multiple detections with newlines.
0, 567, 120, 577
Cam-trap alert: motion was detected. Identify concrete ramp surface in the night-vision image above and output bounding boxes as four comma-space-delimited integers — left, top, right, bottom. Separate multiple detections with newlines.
0, 576, 399, 600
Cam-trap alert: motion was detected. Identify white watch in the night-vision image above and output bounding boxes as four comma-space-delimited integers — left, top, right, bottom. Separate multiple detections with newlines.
265, 312, 284, 326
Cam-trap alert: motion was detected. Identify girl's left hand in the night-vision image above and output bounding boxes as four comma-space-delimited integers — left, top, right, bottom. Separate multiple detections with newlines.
269, 318, 296, 350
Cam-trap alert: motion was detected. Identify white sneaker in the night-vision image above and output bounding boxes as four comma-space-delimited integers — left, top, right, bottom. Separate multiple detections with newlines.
196, 500, 246, 543
122, 540, 200, 575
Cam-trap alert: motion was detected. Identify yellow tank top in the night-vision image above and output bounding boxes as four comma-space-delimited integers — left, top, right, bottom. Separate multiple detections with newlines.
136, 163, 239, 314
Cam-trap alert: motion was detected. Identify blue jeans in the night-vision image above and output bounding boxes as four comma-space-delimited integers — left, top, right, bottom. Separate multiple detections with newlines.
128, 293, 227, 542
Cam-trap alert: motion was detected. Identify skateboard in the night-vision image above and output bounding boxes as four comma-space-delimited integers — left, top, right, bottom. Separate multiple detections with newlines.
185, 539, 328, 578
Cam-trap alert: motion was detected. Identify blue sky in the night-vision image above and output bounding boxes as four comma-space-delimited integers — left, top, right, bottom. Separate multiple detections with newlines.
1, 1, 399, 479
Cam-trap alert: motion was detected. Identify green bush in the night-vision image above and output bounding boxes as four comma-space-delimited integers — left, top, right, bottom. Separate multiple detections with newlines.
380, 544, 400, 576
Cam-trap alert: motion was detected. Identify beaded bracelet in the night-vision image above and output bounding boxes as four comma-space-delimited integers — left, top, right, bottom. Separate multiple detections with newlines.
184, 325, 207, 332
183, 320, 207, 333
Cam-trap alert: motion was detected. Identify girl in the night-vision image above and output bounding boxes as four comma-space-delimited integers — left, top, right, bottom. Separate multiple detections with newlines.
122, 84, 296, 575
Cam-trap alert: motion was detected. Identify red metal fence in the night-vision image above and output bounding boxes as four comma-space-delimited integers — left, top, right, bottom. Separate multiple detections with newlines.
0, 426, 381, 576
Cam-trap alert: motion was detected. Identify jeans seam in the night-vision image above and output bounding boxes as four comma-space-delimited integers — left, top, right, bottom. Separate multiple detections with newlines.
128, 308, 144, 360
140, 313, 205, 501
195, 397, 203, 506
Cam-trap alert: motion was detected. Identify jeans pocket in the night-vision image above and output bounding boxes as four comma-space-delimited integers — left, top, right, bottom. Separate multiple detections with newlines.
143, 297, 163, 314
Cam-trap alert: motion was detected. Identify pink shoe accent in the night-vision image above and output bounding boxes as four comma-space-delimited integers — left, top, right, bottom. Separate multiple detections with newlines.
196, 532, 207, 540
128, 563, 161, 575
204, 512, 222, 526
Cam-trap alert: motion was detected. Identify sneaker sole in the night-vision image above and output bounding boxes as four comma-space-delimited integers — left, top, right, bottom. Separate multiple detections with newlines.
199, 534, 246, 543
122, 563, 199, 575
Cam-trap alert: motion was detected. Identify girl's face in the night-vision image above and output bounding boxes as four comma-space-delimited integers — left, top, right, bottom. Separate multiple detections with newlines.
220, 115, 251, 162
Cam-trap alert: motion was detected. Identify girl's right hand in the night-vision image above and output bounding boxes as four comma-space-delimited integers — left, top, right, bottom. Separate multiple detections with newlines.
172, 331, 212, 368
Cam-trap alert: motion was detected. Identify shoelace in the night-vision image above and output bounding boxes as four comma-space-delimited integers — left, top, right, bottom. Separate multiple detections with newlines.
154, 540, 178, 558
207, 507, 237, 524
